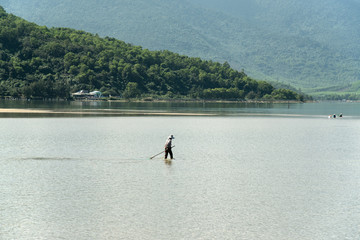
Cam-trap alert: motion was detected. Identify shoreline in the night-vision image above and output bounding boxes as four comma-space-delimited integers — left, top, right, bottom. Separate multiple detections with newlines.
106, 99, 309, 104
1, 98, 309, 104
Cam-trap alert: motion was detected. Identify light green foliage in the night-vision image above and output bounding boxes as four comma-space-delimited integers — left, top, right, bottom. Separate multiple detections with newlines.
271, 89, 303, 101
123, 82, 140, 99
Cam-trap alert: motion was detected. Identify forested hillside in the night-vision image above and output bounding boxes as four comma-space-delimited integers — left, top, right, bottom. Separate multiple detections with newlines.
0, 7, 304, 100
1, 0, 360, 90
194, 0, 360, 56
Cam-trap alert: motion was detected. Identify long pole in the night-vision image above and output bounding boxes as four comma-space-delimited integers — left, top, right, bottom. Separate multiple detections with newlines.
150, 145, 175, 159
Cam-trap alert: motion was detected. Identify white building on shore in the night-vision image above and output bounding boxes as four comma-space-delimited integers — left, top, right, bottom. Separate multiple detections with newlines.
72, 90, 102, 99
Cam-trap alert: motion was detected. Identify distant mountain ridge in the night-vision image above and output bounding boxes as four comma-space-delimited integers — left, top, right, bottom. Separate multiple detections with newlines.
1, 0, 360, 91
194, 0, 360, 54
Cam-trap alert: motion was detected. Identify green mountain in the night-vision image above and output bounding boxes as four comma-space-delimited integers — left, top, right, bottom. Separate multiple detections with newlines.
1, 0, 359, 91
0, 7, 304, 100
196, 0, 360, 55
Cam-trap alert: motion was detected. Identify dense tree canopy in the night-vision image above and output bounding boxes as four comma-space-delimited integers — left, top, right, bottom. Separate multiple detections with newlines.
0, 7, 304, 101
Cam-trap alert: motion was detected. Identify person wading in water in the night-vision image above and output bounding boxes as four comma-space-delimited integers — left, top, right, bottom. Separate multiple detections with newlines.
164, 135, 175, 159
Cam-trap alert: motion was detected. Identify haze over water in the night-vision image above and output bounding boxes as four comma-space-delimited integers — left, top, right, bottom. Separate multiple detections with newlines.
1, 102, 360, 239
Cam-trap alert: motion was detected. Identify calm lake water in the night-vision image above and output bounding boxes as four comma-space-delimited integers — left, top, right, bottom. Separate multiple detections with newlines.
1, 101, 360, 239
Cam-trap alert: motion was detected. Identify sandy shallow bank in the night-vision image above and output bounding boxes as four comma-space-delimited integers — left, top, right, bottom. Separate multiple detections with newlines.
0, 108, 214, 116
0, 108, 53, 113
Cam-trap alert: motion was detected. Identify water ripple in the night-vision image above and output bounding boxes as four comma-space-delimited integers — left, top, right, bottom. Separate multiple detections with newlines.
16, 157, 79, 161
